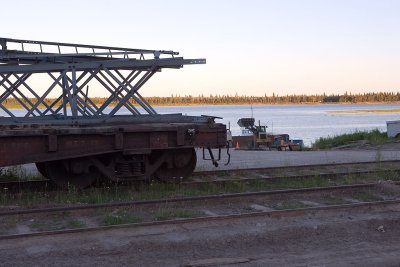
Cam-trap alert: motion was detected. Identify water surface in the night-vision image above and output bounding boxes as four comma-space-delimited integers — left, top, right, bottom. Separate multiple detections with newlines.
154, 104, 400, 146
2, 103, 400, 146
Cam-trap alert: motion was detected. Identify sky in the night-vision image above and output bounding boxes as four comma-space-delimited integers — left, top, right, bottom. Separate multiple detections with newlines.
1, 0, 400, 97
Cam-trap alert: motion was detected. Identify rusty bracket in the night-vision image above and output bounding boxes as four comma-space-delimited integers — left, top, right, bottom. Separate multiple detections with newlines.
202, 146, 221, 167
225, 143, 231, 166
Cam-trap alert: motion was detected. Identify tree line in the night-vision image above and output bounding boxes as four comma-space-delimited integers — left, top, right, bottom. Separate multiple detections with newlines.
2, 92, 400, 108
146, 92, 400, 105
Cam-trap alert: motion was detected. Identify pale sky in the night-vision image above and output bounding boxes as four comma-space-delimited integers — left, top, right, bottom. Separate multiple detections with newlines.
1, 0, 399, 97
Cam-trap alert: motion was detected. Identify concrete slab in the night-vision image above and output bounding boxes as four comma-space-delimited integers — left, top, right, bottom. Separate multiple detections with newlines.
195, 149, 400, 171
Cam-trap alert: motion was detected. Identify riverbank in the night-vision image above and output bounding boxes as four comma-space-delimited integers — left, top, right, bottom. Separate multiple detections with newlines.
312, 129, 394, 150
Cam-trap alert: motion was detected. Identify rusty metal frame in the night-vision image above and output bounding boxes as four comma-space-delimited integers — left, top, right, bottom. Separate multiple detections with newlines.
0, 38, 228, 172
0, 37, 205, 122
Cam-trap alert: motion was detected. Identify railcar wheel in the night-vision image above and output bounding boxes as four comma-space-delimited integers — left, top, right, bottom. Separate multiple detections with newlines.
154, 148, 197, 182
43, 157, 102, 188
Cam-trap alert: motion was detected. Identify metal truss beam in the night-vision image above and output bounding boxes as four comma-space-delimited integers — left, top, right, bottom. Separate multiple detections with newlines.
0, 37, 206, 123
0, 58, 205, 74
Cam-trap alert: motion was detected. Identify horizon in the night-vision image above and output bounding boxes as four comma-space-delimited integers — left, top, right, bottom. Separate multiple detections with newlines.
1, 0, 399, 97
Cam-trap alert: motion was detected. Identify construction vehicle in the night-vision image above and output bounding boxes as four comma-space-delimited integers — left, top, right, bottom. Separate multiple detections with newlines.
235, 118, 302, 151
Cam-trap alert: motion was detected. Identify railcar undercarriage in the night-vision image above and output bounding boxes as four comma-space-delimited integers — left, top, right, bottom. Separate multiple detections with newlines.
0, 37, 227, 188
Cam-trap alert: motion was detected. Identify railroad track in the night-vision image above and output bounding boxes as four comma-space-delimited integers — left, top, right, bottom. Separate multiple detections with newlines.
186, 169, 400, 187
0, 182, 379, 216
0, 183, 400, 239
2, 160, 400, 193
1, 195, 399, 240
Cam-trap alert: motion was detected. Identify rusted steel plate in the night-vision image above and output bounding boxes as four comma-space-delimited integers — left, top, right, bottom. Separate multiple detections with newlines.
0, 123, 226, 167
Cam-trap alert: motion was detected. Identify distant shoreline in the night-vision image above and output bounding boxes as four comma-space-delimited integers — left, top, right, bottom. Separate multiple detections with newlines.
3, 101, 400, 109
3, 92, 400, 109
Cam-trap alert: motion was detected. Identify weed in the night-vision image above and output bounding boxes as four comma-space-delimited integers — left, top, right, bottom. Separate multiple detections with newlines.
319, 194, 349, 205
102, 212, 142, 225
224, 180, 246, 193
375, 149, 382, 164
153, 208, 203, 221
3, 169, 400, 209
29, 212, 73, 231
351, 190, 383, 202
271, 200, 309, 210
66, 220, 86, 229
312, 129, 390, 149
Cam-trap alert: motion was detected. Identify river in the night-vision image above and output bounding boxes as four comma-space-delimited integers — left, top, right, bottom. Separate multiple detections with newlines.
2, 103, 400, 146
154, 103, 400, 146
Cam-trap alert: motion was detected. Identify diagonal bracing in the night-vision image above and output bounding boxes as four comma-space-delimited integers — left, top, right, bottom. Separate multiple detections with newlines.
0, 37, 205, 123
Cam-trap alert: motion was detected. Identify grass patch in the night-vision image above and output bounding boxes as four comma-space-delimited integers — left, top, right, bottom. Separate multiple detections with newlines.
153, 208, 203, 221
66, 220, 86, 229
2, 169, 400, 209
351, 190, 384, 202
318, 194, 350, 205
101, 211, 142, 225
267, 176, 333, 189
313, 129, 391, 149
271, 200, 310, 210
29, 212, 86, 231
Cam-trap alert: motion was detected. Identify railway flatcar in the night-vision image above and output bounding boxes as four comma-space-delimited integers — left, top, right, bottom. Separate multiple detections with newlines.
0, 38, 227, 188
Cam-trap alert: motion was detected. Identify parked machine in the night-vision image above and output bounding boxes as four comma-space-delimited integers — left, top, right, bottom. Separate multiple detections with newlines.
0, 37, 228, 188
235, 118, 302, 151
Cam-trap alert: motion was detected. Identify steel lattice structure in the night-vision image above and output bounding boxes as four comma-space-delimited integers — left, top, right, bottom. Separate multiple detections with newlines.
0, 37, 205, 123
0, 38, 228, 188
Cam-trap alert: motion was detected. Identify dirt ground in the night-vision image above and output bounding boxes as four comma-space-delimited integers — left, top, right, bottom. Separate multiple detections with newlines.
2, 146, 400, 266
0, 204, 399, 266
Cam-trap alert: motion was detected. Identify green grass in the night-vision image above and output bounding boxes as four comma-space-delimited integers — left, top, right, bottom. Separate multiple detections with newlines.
319, 194, 350, 205
271, 200, 310, 210
101, 211, 142, 225
66, 220, 86, 229
313, 129, 391, 149
29, 212, 86, 231
153, 208, 203, 221
351, 190, 384, 202
2, 169, 400, 208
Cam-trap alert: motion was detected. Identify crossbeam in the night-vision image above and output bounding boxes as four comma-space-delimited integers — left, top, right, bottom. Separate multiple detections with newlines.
0, 37, 206, 123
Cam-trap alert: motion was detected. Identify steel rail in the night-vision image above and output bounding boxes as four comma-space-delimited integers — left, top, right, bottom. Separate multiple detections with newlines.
0, 183, 379, 216
0, 198, 399, 240
1, 160, 400, 193
186, 169, 400, 186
